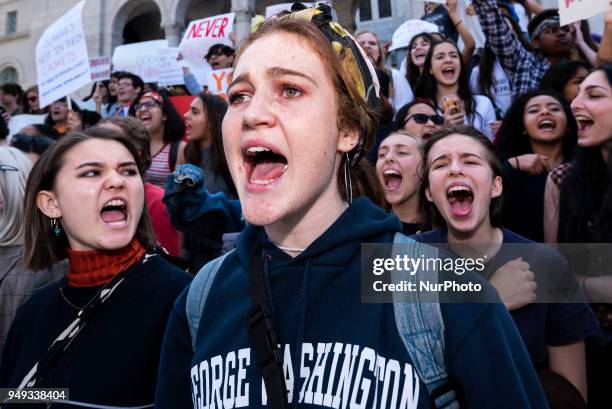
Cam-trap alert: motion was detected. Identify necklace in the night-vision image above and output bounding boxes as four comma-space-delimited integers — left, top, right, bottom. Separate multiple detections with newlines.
276, 244, 306, 253
59, 287, 84, 311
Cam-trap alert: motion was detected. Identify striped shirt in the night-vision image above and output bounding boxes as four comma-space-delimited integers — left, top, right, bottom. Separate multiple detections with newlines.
147, 143, 172, 188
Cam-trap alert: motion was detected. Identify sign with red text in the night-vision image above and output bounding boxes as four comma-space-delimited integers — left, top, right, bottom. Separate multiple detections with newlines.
36, 0, 91, 108
89, 55, 111, 81
206, 68, 233, 100
559, 0, 611, 25
157, 47, 185, 86
179, 12, 235, 86
112, 40, 168, 83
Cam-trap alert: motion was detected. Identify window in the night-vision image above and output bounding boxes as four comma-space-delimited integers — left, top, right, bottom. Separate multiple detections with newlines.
6, 11, 17, 35
0, 67, 18, 84
378, 0, 392, 18
358, 0, 372, 22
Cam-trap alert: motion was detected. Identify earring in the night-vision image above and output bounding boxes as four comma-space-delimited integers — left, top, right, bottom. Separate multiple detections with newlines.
50, 218, 62, 237
343, 152, 353, 205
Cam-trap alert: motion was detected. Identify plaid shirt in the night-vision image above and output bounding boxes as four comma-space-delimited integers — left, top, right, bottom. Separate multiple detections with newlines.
473, 0, 550, 95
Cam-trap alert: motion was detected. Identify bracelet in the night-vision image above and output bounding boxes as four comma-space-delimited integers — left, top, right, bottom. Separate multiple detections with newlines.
454, 20, 463, 27
514, 157, 521, 171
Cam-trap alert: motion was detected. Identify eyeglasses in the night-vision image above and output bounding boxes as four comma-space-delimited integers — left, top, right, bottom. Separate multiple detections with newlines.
133, 101, 159, 111
405, 113, 444, 126
11, 134, 55, 155
0, 164, 18, 172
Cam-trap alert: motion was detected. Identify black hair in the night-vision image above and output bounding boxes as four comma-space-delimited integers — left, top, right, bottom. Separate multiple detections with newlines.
117, 72, 145, 92
21, 124, 61, 141
394, 98, 436, 130
559, 65, 612, 242
414, 39, 478, 123
405, 32, 434, 90
78, 109, 102, 130
0, 114, 8, 141
496, 89, 577, 162
83, 80, 110, 103
184, 93, 236, 197
128, 91, 185, 145
11, 134, 55, 155
205, 44, 235, 60
420, 126, 505, 228
44, 98, 81, 128
541, 60, 591, 101
527, 9, 559, 39
0, 83, 23, 97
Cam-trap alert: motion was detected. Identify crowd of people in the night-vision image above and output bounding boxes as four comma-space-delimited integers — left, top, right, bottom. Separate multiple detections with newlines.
0, 0, 611, 408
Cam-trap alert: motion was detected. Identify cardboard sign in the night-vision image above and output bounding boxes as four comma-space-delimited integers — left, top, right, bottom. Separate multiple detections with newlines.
36, 0, 91, 108
179, 13, 235, 86
112, 40, 169, 83
388, 20, 439, 51
7, 114, 46, 139
157, 48, 185, 86
206, 68, 233, 100
89, 56, 111, 81
559, 0, 611, 26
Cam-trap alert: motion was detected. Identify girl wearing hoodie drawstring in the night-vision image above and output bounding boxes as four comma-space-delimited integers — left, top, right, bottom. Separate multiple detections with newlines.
155, 5, 549, 409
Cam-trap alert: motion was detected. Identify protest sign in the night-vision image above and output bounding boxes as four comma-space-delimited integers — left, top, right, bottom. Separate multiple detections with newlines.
7, 114, 46, 140
206, 68, 233, 100
36, 0, 91, 109
559, 0, 611, 26
112, 40, 169, 83
89, 56, 111, 81
158, 48, 185, 86
388, 20, 439, 51
179, 13, 235, 86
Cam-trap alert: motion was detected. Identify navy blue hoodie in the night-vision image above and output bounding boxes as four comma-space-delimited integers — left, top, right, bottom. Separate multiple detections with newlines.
155, 197, 549, 409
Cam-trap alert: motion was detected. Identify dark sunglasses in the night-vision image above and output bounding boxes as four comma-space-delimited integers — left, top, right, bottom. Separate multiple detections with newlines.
11, 134, 55, 155
133, 101, 159, 111
405, 113, 444, 126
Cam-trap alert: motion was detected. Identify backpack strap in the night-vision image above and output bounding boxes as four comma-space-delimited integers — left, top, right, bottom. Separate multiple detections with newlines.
169, 140, 181, 172
186, 249, 234, 350
391, 232, 460, 409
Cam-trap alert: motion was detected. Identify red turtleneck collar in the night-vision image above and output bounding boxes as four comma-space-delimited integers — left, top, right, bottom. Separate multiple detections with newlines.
66, 240, 146, 287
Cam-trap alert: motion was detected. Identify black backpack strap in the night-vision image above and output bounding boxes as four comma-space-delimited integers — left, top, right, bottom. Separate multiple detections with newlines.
169, 140, 181, 172
246, 238, 289, 409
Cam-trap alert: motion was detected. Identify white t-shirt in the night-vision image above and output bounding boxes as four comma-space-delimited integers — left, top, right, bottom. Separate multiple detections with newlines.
469, 60, 513, 116
390, 68, 414, 111
511, 2, 529, 34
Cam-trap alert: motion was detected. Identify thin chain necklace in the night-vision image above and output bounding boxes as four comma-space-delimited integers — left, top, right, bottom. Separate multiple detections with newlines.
59, 287, 84, 311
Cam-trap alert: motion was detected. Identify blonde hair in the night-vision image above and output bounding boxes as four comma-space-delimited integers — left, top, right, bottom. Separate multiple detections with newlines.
0, 146, 33, 246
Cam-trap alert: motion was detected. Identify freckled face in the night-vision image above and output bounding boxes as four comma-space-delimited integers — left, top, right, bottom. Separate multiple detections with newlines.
222, 32, 355, 226
41, 139, 145, 251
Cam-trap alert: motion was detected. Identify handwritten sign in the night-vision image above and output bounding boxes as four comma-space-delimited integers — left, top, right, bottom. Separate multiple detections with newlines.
36, 0, 91, 108
112, 40, 168, 83
206, 68, 233, 100
179, 13, 235, 86
388, 20, 439, 51
89, 56, 111, 81
157, 48, 185, 86
559, 0, 611, 26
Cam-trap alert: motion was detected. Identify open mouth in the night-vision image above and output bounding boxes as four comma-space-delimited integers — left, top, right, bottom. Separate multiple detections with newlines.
447, 184, 474, 217
537, 119, 556, 131
383, 169, 403, 192
441, 67, 456, 80
575, 115, 594, 134
100, 199, 128, 226
243, 145, 288, 186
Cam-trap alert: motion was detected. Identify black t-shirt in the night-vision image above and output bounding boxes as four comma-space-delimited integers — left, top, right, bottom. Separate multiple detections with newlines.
0, 254, 192, 408
421, 5, 459, 43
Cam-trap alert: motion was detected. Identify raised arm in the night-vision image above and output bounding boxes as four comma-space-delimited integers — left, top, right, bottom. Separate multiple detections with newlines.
445, 0, 476, 65
597, 2, 612, 66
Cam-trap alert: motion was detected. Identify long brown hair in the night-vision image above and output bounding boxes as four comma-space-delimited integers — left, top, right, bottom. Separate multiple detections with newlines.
23, 130, 157, 270
235, 18, 381, 205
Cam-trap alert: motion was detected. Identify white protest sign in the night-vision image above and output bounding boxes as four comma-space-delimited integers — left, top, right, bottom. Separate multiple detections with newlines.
89, 56, 111, 81
112, 39, 168, 83
7, 114, 47, 139
559, 0, 611, 26
388, 20, 439, 51
157, 48, 185, 86
206, 68, 233, 99
36, 0, 91, 109
179, 13, 234, 86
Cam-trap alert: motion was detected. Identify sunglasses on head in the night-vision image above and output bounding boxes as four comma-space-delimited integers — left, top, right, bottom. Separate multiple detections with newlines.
133, 100, 159, 111
405, 113, 444, 126
11, 134, 55, 155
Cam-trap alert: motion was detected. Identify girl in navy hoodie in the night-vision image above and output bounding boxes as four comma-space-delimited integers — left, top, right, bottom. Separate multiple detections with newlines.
155, 5, 549, 409
413, 126, 599, 407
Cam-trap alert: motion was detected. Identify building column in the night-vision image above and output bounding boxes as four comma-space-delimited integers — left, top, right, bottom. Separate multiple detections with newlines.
231, 0, 255, 43
162, 21, 185, 47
